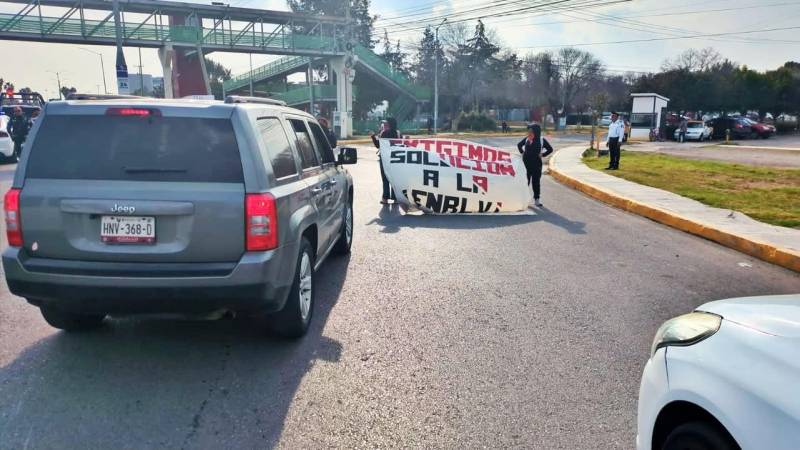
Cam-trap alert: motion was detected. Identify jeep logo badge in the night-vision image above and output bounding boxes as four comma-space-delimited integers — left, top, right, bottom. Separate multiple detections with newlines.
111, 204, 136, 214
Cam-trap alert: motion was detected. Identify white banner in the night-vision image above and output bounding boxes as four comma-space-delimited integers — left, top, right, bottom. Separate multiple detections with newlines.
380, 138, 532, 213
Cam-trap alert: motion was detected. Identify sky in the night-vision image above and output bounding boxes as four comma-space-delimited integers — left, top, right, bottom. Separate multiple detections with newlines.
1, 0, 799, 99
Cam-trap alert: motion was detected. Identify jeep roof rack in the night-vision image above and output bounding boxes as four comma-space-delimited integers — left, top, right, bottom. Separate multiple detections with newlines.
224, 95, 287, 106
66, 93, 146, 101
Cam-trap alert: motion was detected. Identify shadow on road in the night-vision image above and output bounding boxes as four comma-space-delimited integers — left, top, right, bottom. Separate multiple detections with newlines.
365, 203, 586, 235
0, 254, 351, 448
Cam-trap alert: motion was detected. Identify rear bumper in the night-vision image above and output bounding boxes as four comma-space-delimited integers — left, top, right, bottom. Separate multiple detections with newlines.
2, 244, 298, 315
0, 139, 13, 157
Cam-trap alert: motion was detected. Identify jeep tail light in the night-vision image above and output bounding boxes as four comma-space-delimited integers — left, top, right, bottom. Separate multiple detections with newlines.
4, 188, 22, 247
106, 107, 161, 117
246, 193, 278, 251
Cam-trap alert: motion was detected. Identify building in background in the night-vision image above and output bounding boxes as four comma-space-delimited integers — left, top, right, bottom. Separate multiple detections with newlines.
128, 74, 155, 96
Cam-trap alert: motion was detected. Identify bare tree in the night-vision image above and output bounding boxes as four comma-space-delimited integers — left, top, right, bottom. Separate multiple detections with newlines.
556, 47, 604, 121
661, 47, 722, 72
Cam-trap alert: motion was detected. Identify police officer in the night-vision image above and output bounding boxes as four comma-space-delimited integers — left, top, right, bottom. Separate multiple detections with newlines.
605, 111, 625, 170
7, 106, 30, 159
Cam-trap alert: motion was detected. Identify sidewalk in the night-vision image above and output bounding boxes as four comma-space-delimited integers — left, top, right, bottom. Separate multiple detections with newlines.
549, 145, 800, 273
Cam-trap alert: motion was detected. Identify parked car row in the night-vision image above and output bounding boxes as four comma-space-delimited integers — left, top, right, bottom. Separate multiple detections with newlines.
670, 117, 777, 141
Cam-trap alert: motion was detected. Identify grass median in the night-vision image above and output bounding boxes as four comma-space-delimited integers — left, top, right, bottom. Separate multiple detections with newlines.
583, 150, 800, 229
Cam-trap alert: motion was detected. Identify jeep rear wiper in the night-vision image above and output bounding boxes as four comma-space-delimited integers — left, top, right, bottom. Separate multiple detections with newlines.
123, 167, 188, 174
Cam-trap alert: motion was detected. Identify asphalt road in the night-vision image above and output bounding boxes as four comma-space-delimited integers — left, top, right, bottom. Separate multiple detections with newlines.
0, 141, 798, 449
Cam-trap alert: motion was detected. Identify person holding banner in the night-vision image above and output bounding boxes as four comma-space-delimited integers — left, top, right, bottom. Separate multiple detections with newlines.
517, 123, 554, 208
370, 118, 401, 204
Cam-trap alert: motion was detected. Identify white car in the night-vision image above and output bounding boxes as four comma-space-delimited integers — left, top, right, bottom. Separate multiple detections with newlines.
638, 294, 800, 450
600, 115, 612, 126
673, 121, 713, 141
0, 114, 16, 162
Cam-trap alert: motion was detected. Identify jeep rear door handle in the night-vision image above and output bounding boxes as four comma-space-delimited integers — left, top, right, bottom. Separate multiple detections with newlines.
310, 187, 323, 196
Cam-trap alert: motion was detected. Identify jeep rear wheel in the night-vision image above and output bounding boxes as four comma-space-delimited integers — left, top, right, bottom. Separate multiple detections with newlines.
40, 307, 106, 332
268, 237, 314, 338
333, 198, 353, 255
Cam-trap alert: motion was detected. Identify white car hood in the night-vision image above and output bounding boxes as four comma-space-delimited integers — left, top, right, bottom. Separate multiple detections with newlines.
697, 294, 800, 338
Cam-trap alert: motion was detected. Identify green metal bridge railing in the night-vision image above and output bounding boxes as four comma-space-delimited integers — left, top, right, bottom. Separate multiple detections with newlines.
0, 13, 337, 52
224, 55, 312, 93
272, 84, 354, 106
352, 44, 431, 100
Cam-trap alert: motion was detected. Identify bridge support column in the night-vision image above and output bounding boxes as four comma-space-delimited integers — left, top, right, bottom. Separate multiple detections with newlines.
165, 15, 211, 98
330, 56, 354, 139
158, 45, 175, 99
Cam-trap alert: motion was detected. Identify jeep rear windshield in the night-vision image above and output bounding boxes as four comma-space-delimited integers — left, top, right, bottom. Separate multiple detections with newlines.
26, 114, 244, 183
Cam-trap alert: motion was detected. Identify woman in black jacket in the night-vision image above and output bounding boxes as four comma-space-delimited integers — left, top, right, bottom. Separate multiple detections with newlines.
370, 117, 400, 204
517, 123, 554, 207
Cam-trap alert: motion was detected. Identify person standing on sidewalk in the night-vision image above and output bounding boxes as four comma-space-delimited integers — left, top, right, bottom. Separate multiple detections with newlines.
517, 123, 554, 208
605, 112, 625, 170
370, 118, 400, 204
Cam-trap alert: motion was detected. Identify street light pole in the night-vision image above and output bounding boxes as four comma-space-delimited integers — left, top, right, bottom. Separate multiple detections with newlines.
434, 18, 446, 135
249, 53, 254, 96
78, 47, 108, 94
47, 71, 63, 99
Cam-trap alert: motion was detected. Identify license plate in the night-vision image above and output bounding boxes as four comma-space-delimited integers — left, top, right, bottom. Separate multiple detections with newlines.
101, 216, 155, 244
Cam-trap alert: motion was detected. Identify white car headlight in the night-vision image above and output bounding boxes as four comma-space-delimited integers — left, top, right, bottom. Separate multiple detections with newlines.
651, 311, 721, 357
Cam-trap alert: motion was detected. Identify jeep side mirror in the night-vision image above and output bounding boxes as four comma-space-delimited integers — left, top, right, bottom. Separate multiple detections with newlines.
338, 147, 357, 165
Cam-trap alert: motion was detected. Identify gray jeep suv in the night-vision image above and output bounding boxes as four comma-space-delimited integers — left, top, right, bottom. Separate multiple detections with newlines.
2, 96, 356, 337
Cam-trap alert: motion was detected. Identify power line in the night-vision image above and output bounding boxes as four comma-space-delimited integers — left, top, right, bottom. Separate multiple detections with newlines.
375, 0, 628, 35
517, 24, 800, 48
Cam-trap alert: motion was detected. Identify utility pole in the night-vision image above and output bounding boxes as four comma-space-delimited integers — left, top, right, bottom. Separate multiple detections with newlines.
77, 47, 108, 94
434, 18, 447, 135
138, 47, 144, 95
249, 53, 254, 96
47, 71, 63, 99
308, 64, 315, 115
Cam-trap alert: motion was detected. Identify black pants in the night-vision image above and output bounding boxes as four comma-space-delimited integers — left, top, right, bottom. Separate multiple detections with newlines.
12, 139, 23, 159
608, 137, 621, 168
378, 158, 395, 200
524, 157, 543, 200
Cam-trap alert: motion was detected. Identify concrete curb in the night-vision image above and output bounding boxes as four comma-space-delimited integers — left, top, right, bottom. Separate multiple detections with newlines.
549, 147, 800, 273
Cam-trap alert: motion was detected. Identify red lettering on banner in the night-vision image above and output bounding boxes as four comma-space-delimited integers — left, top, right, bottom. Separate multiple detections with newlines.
473, 175, 488, 192
486, 162, 500, 175
452, 141, 467, 157
484, 148, 497, 162
404, 139, 419, 147
499, 164, 516, 176
498, 151, 511, 162
468, 144, 483, 160
455, 157, 470, 170
436, 140, 453, 156
418, 139, 435, 151
473, 160, 486, 172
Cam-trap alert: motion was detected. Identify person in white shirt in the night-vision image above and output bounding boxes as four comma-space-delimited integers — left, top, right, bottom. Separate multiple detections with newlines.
605, 112, 625, 170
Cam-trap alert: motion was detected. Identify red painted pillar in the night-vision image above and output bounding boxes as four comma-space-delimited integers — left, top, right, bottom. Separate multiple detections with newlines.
168, 15, 210, 98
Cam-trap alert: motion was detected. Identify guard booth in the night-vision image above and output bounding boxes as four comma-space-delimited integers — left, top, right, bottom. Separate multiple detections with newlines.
630, 93, 669, 140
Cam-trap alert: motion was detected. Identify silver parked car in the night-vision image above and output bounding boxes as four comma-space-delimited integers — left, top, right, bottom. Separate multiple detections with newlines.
3, 95, 357, 337
673, 121, 713, 141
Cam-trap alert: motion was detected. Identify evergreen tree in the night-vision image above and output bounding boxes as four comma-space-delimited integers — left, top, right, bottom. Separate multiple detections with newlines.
287, 0, 376, 49
412, 26, 443, 95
